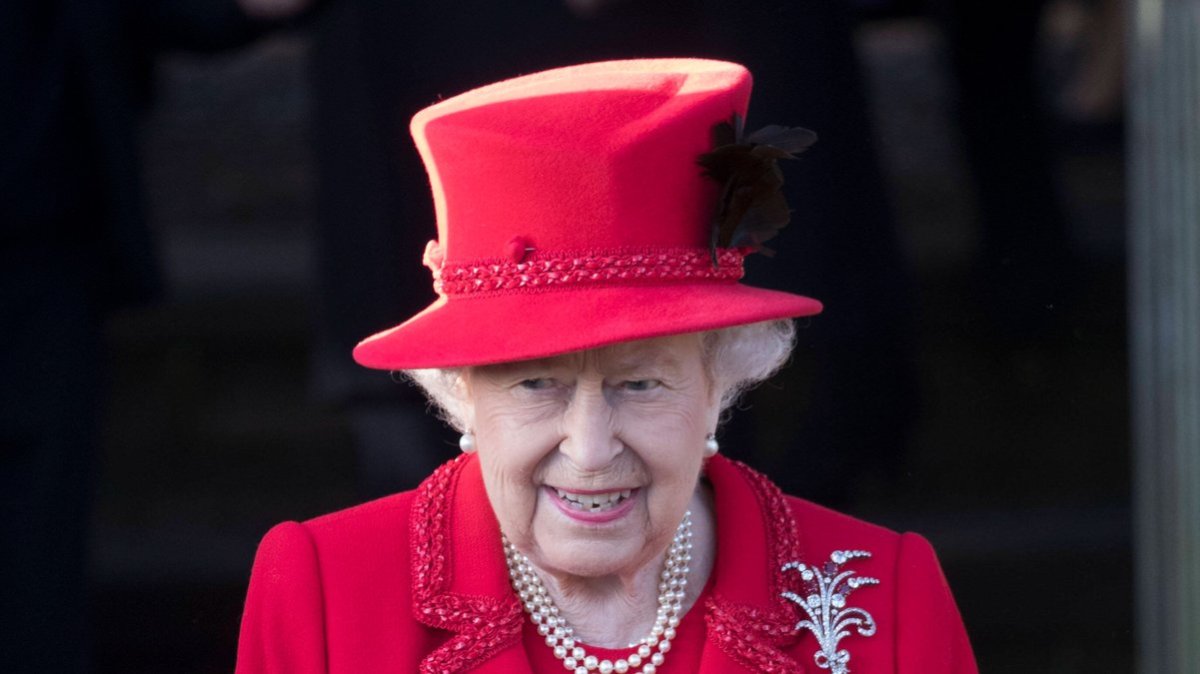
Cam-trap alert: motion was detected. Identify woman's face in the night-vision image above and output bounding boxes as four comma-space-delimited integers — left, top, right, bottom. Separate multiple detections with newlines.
465, 333, 718, 580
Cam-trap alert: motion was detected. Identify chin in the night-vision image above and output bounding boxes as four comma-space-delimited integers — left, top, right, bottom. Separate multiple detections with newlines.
538, 537, 644, 579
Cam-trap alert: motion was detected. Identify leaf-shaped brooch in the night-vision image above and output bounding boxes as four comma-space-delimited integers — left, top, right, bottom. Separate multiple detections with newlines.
697, 113, 818, 265
781, 550, 880, 674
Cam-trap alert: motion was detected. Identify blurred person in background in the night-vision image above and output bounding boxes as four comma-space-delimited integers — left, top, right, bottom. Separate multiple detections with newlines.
933, 0, 1127, 342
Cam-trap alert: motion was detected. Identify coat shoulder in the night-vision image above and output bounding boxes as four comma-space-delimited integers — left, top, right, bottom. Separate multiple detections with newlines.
780, 495, 955, 593
780, 495, 937, 594
302, 489, 418, 546
296, 489, 421, 605
783, 495, 902, 554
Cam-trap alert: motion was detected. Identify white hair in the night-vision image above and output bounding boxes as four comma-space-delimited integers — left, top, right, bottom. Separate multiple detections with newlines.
701, 319, 796, 417
401, 319, 796, 432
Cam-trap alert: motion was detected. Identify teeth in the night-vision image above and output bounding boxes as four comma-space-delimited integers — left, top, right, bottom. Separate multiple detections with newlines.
554, 488, 634, 511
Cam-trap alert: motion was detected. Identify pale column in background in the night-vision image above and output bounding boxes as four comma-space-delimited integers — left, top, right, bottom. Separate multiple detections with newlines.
1129, 0, 1200, 672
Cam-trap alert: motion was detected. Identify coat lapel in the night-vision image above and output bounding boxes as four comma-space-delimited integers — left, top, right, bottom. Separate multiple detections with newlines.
697, 456, 809, 674
409, 455, 533, 674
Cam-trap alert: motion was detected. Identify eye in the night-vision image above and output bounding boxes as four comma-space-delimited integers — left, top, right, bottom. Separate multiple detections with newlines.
621, 379, 661, 392
519, 378, 555, 391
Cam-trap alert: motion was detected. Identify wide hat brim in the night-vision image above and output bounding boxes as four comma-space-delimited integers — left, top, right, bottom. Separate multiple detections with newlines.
353, 282, 822, 370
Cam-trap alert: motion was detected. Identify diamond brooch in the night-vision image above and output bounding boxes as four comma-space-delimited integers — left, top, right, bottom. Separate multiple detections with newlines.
781, 550, 880, 674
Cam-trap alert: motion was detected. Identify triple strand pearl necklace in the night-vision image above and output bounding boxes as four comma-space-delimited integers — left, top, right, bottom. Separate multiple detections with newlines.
502, 511, 693, 674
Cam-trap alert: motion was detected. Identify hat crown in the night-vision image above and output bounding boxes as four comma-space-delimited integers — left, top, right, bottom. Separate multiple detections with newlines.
411, 59, 752, 264
351, 59, 821, 371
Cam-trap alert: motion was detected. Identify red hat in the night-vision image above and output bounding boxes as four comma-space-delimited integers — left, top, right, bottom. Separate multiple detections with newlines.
352, 58, 822, 370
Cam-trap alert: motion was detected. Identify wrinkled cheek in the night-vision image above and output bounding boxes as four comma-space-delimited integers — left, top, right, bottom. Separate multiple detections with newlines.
491, 475, 541, 545
654, 454, 705, 489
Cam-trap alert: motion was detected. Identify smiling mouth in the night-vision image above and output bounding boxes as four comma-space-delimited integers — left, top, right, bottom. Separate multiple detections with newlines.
552, 488, 634, 512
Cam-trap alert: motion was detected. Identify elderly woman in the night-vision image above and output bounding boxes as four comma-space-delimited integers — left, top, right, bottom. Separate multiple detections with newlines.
236, 59, 977, 674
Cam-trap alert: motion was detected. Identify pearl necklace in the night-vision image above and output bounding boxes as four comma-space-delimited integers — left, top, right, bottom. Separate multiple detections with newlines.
502, 511, 693, 674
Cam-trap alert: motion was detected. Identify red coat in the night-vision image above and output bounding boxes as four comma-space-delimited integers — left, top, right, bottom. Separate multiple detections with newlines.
236, 454, 977, 674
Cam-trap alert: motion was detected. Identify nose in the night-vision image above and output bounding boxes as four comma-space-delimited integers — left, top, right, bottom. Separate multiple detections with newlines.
558, 386, 622, 472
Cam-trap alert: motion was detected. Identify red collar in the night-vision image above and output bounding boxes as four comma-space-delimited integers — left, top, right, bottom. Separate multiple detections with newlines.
409, 454, 808, 673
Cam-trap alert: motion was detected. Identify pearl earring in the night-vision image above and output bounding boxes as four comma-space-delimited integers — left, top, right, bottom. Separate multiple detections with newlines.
459, 432, 476, 453
704, 433, 719, 456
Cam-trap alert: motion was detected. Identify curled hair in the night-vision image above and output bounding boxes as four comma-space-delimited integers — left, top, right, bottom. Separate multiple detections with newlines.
403, 367, 470, 432
399, 319, 796, 432
701, 319, 796, 418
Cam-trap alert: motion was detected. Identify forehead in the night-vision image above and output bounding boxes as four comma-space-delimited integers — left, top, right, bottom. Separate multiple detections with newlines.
476, 333, 704, 378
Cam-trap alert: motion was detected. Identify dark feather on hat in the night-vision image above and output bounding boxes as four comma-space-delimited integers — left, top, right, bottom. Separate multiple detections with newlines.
698, 114, 817, 264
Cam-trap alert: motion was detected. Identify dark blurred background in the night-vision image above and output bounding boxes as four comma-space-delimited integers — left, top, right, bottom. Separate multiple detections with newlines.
4, 0, 1136, 671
